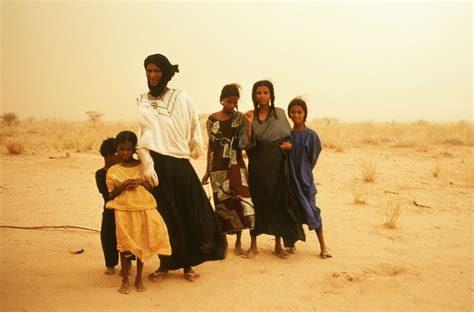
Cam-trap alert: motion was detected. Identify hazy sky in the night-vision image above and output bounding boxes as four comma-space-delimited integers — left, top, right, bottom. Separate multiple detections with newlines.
1, 1, 472, 122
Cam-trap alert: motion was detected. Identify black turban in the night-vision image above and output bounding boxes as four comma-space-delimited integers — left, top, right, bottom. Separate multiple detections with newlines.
144, 54, 180, 97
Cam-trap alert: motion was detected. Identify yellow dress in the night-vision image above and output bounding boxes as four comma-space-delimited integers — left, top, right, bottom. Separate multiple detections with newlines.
105, 163, 171, 262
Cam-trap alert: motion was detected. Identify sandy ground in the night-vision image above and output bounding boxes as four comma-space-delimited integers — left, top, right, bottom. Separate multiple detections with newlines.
0, 145, 473, 311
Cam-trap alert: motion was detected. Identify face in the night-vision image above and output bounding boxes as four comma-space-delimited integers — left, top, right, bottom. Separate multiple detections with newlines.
146, 63, 162, 86
289, 105, 306, 125
221, 96, 239, 114
255, 86, 271, 107
105, 154, 120, 166
116, 141, 135, 162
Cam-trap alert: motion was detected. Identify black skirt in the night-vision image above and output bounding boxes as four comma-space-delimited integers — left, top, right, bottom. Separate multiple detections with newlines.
247, 141, 306, 243
150, 151, 226, 270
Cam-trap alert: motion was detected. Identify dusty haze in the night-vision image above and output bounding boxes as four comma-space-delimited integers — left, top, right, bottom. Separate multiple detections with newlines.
1, 1, 472, 122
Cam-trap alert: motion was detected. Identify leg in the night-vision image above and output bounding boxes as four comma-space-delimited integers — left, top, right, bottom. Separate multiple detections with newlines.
183, 266, 200, 282
273, 236, 289, 259
135, 259, 145, 292
315, 229, 332, 258
242, 234, 258, 258
234, 231, 244, 256
118, 252, 131, 294
101, 209, 118, 274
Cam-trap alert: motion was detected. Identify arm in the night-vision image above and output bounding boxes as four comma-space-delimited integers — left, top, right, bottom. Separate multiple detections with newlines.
108, 179, 138, 201
311, 131, 322, 169
95, 170, 109, 203
186, 93, 204, 159
239, 110, 256, 150
201, 117, 212, 185
137, 147, 159, 187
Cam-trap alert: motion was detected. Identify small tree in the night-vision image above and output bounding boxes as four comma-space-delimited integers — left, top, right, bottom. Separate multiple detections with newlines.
85, 111, 104, 124
1, 112, 19, 126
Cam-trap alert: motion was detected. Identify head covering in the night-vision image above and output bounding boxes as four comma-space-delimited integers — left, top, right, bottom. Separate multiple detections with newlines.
144, 54, 180, 97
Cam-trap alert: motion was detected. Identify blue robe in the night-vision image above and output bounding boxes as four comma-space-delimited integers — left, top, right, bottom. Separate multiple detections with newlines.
288, 128, 323, 231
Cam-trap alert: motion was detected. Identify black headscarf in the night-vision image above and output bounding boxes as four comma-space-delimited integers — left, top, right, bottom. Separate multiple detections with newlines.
144, 54, 180, 97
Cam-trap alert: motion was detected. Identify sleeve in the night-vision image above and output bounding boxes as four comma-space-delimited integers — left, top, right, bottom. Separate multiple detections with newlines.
105, 169, 116, 194
186, 94, 204, 159
95, 170, 109, 203
136, 147, 159, 186
308, 131, 322, 166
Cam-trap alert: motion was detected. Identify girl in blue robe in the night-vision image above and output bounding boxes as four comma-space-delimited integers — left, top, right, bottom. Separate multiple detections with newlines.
286, 97, 332, 258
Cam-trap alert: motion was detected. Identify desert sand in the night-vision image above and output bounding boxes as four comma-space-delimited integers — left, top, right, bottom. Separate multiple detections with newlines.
0, 120, 473, 311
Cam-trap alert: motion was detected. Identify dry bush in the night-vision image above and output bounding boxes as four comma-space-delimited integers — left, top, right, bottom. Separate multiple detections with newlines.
384, 198, 401, 229
361, 157, 377, 182
5, 140, 24, 154
352, 186, 368, 205
306, 119, 473, 149
1, 112, 19, 127
431, 163, 441, 177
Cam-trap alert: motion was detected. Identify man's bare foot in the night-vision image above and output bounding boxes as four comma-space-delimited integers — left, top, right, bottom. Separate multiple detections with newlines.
273, 248, 289, 259
118, 281, 129, 294
104, 267, 115, 275
135, 279, 146, 292
234, 244, 244, 256
241, 247, 258, 259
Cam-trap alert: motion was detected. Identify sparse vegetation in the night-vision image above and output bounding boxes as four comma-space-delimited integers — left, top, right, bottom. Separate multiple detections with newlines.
307, 119, 474, 149
352, 186, 368, 205
432, 163, 441, 177
5, 140, 24, 154
1, 113, 19, 127
361, 157, 377, 182
384, 198, 402, 229
85, 111, 104, 125
0, 118, 472, 155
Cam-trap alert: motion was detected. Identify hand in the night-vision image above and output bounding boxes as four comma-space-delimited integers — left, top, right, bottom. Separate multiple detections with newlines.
279, 141, 292, 152
143, 165, 159, 187
201, 173, 210, 185
122, 179, 139, 191
244, 110, 254, 126
137, 147, 159, 187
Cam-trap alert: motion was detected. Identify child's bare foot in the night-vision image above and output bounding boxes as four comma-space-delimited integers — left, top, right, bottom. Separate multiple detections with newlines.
234, 244, 244, 256
118, 281, 129, 294
104, 267, 115, 275
135, 279, 146, 292
241, 246, 258, 258
273, 247, 289, 259
320, 250, 332, 259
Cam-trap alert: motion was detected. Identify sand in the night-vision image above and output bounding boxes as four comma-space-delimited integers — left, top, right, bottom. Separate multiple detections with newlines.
0, 144, 472, 311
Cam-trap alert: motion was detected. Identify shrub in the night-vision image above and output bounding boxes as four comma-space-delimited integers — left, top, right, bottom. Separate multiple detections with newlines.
1, 113, 19, 126
5, 140, 24, 154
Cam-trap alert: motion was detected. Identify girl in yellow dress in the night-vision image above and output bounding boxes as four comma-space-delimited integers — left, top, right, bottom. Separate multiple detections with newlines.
106, 131, 171, 294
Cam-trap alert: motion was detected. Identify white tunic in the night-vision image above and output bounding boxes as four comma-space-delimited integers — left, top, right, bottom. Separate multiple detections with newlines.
136, 89, 203, 160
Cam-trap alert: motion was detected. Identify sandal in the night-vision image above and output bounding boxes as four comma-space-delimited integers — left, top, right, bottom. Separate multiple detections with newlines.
286, 246, 296, 254
183, 271, 200, 282
148, 270, 168, 282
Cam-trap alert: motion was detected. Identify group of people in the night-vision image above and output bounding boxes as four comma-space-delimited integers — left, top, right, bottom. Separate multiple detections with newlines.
95, 53, 331, 294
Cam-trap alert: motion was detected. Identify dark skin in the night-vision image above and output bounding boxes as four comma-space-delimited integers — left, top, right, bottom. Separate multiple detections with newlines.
243, 86, 292, 259
201, 96, 244, 255
145, 63, 200, 281
110, 141, 153, 294
288, 105, 331, 259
